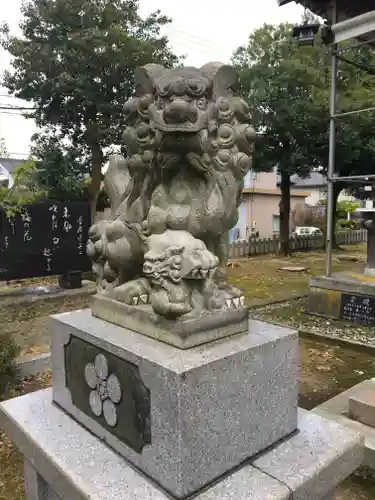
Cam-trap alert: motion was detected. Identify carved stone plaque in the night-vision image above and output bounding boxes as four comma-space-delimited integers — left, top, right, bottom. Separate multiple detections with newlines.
65, 336, 151, 453
340, 293, 375, 325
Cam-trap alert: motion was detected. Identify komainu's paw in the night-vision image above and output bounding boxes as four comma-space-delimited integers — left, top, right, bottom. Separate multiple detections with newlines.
109, 278, 151, 306
207, 282, 245, 311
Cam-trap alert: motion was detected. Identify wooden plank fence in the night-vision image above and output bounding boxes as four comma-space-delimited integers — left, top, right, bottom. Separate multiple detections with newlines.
228, 229, 367, 258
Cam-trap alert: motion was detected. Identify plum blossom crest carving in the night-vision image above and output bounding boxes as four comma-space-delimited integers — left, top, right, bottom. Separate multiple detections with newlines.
84, 353, 122, 427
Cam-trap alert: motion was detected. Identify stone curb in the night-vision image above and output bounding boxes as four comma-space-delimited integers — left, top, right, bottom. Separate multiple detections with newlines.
249, 295, 375, 354
248, 294, 308, 310
17, 353, 51, 377
251, 314, 375, 355
298, 329, 375, 354
0, 282, 96, 302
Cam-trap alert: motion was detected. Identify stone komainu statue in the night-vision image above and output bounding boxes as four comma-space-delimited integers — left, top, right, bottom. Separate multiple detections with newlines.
87, 62, 256, 320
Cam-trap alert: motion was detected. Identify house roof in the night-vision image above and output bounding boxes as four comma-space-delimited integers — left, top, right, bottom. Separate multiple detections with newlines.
275, 171, 326, 187
290, 172, 326, 187
0, 157, 27, 175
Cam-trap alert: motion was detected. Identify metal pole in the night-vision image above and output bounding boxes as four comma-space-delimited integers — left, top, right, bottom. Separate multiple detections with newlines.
329, 174, 375, 182
325, 0, 337, 277
335, 37, 375, 54
332, 105, 375, 118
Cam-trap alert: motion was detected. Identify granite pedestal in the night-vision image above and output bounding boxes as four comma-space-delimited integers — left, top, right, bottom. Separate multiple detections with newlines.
50, 309, 299, 498
0, 389, 363, 500
308, 271, 375, 325
308, 210, 375, 325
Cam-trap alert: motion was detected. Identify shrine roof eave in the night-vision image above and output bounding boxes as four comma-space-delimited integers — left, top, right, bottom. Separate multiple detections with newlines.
277, 0, 375, 23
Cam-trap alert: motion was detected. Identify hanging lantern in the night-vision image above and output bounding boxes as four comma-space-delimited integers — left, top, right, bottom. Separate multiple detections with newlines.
292, 23, 320, 46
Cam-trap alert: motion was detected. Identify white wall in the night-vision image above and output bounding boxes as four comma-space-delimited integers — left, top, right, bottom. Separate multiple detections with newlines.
0, 165, 13, 188
301, 186, 355, 207
303, 187, 324, 206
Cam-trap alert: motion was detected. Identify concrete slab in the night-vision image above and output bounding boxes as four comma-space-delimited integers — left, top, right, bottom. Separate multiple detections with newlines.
0, 389, 363, 500
18, 353, 51, 377
313, 378, 375, 471
0, 389, 290, 500
349, 388, 375, 428
253, 409, 363, 500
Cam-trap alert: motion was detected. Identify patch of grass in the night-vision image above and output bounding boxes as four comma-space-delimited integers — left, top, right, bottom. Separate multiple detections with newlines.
0, 435, 24, 500
0, 291, 93, 356
0, 373, 52, 500
227, 246, 366, 306
336, 475, 375, 500
0, 336, 20, 401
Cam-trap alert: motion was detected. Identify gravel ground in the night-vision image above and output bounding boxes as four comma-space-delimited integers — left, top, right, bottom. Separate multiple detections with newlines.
251, 297, 375, 347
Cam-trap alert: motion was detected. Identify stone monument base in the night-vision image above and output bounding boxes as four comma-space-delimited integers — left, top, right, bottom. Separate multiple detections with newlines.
91, 294, 249, 349
313, 377, 375, 473
0, 389, 363, 500
50, 309, 298, 498
308, 271, 375, 325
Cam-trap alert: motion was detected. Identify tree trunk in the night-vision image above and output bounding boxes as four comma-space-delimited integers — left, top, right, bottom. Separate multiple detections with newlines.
90, 143, 104, 223
279, 171, 291, 256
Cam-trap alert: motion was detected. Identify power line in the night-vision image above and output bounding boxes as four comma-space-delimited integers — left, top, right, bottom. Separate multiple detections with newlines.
0, 103, 35, 109
172, 39, 230, 58
167, 27, 229, 52
7, 152, 30, 157
0, 111, 32, 116
0, 106, 36, 111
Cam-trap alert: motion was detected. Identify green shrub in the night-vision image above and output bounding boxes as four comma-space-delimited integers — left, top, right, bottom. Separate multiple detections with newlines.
338, 219, 360, 230
0, 335, 20, 400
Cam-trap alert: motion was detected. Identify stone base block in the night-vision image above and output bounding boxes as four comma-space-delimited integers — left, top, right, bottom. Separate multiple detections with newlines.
0, 389, 363, 500
313, 378, 375, 472
50, 309, 298, 498
365, 267, 375, 277
308, 272, 375, 325
349, 389, 375, 428
91, 294, 249, 348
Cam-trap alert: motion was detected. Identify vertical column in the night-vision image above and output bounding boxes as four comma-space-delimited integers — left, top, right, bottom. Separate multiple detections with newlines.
364, 217, 375, 276
24, 459, 60, 500
325, 0, 338, 277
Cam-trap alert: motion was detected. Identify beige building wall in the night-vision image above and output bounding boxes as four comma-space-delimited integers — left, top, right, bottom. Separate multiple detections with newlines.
243, 193, 307, 238
244, 168, 278, 190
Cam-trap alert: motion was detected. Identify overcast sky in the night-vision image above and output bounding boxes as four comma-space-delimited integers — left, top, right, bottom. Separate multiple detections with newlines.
0, 0, 303, 157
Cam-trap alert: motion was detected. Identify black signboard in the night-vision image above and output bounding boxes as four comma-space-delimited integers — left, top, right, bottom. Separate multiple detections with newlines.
340, 293, 375, 326
0, 201, 92, 281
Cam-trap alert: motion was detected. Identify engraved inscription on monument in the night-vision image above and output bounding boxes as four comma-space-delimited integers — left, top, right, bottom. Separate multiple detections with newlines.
340, 293, 375, 325
64, 336, 151, 453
